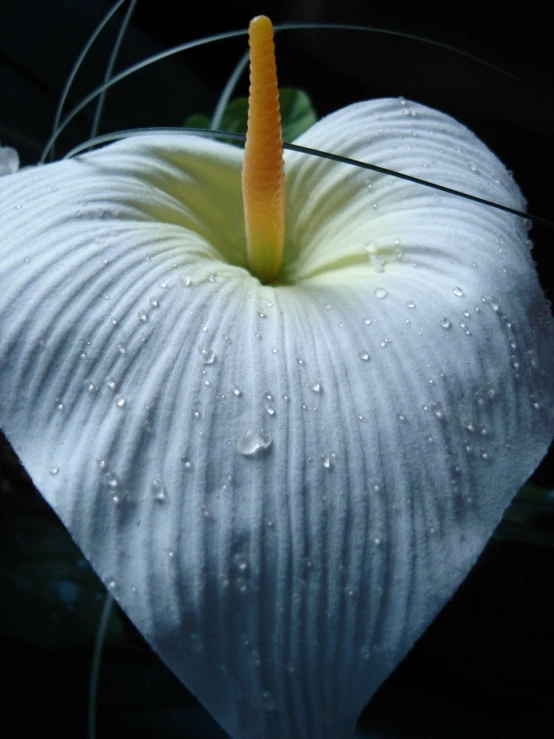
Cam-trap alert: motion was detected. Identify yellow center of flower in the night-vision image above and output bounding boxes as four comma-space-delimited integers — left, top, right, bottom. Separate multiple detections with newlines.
241, 16, 285, 284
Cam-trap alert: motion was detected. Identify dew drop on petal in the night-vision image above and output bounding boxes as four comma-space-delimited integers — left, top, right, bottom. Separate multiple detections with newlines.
115, 396, 126, 408
236, 430, 272, 457
453, 287, 465, 298
374, 287, 388, 300
262, 692, 275, 711
232, 385, 242, 397
200, 348, 216, 365
406, 300, 416, 309
311, 381, 321, 393
441, 318, 452, 329
151, 473, 168, 502
188, 633, 202, 653
359, 350, 370, 361
431, 402, 443, 419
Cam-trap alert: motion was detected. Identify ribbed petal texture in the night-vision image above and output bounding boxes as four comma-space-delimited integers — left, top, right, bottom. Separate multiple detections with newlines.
0, 100, 552, 739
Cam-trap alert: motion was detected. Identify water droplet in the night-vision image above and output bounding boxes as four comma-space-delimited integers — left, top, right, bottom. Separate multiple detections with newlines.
265, 405, 276, 416
86, 381, 97, 393
406, 300, 417, 309
150, 297, 159, 308
232, 385, 242, 397
50, 466, 59, 476
249, 650, 261, 666
359, 350, 370, 361
397, 412, 406, 422
96, 458, 107, 470
324, 303, 332, 311
374, 287, 388, 299
440, 318, 451, 329
363, 318, 372, 326
236, 577, 248, 592
321, 455, 332, 470
453, 287, 465, 298
188, 633, 202, 653
262, 692, 275, 711
467, 161, 477, 172
151, 473, 168, 502
115, 396, 126, 408
117, 343, 126, 355
256, 310, 266, 318
199, 347, 216, 364
236, 430, 272, 457
138, 310, 148, 323
180, 275, 192, 287
311, 381, 321, 393
264, 392, 273, 401
182, 456, 192, 470
105, 471, 119, 490
296, 357, 305, 366
233, 553, 248, 572
107, 578, 117, 590
431, 402, 443, 419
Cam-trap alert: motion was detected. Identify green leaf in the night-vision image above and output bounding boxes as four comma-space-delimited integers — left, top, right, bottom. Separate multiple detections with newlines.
279, 88, 318, 143
183, 88, 317, 147
182, 114, 211, 130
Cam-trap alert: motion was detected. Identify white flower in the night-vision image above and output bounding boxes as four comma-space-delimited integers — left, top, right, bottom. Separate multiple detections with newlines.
0, 145, 19, 177
0, 39, 552, 739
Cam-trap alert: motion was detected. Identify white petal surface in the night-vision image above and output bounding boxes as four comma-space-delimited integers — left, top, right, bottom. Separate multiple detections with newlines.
0, 145, 19, 176
0, 102, 553, 739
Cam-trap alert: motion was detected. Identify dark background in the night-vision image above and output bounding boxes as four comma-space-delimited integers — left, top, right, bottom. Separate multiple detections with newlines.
1, 1, 553, 737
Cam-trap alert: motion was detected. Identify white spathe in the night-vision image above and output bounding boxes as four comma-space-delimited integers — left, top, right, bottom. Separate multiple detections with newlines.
0, 98, 552, 739
0, 145, 19, 177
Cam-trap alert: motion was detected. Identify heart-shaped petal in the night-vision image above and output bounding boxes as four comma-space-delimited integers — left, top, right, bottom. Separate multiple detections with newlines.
0, 99, 552, 738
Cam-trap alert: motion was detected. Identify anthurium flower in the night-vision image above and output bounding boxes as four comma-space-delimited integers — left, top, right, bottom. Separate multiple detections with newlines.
0, 15, 553, 739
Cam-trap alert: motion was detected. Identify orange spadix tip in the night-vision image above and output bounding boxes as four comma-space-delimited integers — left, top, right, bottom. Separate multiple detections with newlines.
241, 15, 285, 284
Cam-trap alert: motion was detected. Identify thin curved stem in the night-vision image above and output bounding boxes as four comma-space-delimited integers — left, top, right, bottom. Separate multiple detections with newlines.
88, 592, 114, 739
210, 50, 250, 130
91, 0, 138, 139
44, 21, 518, 163
46, 0, 129, 162
63, 127, 553, 230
